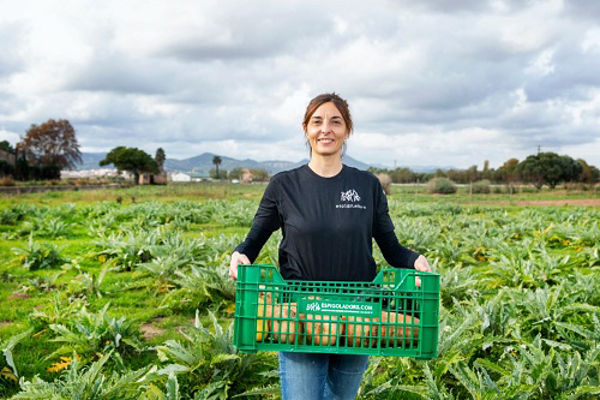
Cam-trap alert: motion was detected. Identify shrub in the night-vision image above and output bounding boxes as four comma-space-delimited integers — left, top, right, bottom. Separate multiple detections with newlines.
564, 182, 591, 191
471, 179, 491, 194
0, 328, 33, 382
156, 310, 277, 398
12, 352, 156, 400
426, 178, 456, 194
47, 303, 144, 360
377, 173, 392, 195
0, 176, 15, 186
13, 235, 67, 270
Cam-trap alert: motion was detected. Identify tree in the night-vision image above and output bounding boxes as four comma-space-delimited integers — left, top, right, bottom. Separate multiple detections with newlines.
228, 167, 244, 180
517, 152, 582, 189
482, 159, 492, 180
250, 169, 269, 181
495, 158, 520, 191
18, 119, 82, 179
209, 168, 228, 180
155, 148, 166, 173
577, 159, 600, 184
558, 155, 583, 186
0, 141, 16, 177
466, 165, 479, 182
99, 147, 158, 184
390, 167, 415, 183
0, 140, 14, 154
212, 156, 222, 179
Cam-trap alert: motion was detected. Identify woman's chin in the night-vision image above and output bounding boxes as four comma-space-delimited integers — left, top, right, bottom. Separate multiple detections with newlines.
314, 147, 342, 158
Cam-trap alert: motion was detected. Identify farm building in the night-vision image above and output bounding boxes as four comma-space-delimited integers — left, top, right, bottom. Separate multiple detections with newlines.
139, 172, 168, 185
170, 172, 191, 182
0, 149, 16, 165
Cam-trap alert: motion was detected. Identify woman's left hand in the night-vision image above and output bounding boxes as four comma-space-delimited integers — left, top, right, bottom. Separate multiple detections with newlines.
413, 255, 431, 287
414, 255, 431, 272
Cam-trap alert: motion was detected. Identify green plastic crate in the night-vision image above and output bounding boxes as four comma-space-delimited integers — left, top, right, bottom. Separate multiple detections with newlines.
233, 265, 439, 359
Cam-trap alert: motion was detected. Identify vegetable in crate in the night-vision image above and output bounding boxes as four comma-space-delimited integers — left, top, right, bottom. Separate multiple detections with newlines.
272, 303, 297, 344
256, 291, 272, 342
303, 313, 339, 346
345, 316, 379, 348
380, 311, 419, 346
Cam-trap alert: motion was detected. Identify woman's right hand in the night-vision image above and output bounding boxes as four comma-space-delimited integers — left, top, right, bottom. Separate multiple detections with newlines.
229, 251, 251, 280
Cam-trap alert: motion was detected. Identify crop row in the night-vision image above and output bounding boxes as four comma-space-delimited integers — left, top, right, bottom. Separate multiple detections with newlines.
1, 198, 599, 399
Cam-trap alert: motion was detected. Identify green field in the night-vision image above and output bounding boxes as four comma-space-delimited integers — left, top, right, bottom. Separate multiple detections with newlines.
1, 183, 599, 399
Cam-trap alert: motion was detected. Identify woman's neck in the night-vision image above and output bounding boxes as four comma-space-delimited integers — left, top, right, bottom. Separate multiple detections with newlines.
308, 155, 343, 177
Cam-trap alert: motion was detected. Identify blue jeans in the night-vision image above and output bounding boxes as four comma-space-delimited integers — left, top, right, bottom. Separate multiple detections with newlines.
278, 352, 369, 400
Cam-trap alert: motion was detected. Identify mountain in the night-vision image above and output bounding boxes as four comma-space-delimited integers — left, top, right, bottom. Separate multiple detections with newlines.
76, 153, 113, 170
77, 152, 446, 175
162, 153, 376, 175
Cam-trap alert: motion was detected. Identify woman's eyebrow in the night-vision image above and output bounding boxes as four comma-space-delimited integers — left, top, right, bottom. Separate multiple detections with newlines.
311, 115, 342, 120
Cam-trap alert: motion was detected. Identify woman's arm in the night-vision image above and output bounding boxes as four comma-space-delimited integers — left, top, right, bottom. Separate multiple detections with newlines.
372, 177, 431, 280
229, 179, 282, 280
374, 230, 431, 287
374, 229, 420, 269
229, 224, 274, 280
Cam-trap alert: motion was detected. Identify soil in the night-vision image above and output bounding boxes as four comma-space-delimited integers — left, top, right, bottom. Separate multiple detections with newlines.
140, 317, 168, 340
507, 199, 600, 207
140, 323, 166, 340
483, 198, 600, 207
9, 293, 31, 299
0, 321, 13, 327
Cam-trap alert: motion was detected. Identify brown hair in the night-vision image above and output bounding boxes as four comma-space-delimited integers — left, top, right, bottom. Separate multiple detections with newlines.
302, 93, 353, 135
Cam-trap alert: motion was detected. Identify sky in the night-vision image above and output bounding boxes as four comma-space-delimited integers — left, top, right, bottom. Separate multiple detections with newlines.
0, 0, 599, 170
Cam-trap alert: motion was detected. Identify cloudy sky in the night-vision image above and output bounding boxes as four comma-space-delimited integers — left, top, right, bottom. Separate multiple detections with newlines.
1, 0, 599, 169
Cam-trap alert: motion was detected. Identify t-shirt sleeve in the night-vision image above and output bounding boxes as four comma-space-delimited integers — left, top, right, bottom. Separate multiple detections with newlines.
234, 178, 282, 261
234, 224, 273, 263
373, 179, 395, 236
375, 229, 420, 269
252, 177, 282, 232
372, 178, 420, 269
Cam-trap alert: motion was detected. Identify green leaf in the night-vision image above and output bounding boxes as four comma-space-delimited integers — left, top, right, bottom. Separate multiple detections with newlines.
166, 373, 179, 400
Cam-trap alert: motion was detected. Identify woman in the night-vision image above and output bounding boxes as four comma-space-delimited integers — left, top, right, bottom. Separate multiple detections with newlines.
229, 93, 431, 400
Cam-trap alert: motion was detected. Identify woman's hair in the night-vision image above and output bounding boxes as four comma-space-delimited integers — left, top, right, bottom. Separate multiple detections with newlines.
302, 93, 353, 135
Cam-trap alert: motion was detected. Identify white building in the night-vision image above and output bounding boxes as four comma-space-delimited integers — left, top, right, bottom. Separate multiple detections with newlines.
170, 172, 192, 182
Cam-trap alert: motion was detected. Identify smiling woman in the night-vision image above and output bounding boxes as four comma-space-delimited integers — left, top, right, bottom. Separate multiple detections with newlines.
229, 92, 431, 400
302, 93, 354, 165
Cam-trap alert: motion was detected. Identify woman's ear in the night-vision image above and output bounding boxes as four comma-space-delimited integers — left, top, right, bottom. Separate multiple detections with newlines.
302, 123, 307, 134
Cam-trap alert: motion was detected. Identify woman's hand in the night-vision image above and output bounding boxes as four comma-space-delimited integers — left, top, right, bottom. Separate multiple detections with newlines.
229, 251, 251, 281
414, 255, 431, 272
413, 255, 431, 287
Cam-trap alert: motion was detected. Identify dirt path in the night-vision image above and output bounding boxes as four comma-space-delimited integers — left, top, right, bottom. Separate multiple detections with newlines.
490, 198, 600, 207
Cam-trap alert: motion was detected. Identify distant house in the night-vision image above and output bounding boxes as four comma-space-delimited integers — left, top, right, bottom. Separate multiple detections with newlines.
139, 172, 168, 185
0, 150, 16, 166
170, 172, 192, 182
241, 168, 253, 184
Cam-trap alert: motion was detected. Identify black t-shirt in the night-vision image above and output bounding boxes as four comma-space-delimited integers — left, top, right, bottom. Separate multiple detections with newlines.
235, 164, 419, 282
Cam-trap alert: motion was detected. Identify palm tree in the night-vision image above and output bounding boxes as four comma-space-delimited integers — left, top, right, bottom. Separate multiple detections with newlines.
155, 148, 166, 173
213, 155, 222, 179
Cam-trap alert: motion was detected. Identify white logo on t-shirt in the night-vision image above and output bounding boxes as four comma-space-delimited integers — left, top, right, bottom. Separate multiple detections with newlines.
337, 189, 366, 209
341, 189, 361, 202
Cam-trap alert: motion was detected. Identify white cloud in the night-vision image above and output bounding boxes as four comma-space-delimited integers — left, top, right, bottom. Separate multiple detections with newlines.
0, 129, 20, 144
0, 0, 599, 169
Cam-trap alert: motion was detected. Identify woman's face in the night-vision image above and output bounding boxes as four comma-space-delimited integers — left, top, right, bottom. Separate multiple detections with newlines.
303, 102, 349, 158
